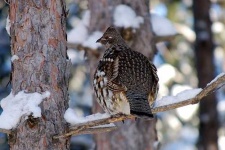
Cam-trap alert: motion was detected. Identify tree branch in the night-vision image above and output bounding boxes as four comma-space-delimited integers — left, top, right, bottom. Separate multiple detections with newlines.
2, 74, 224, 138
53, 73, 225, 139
153, 34, 178, 43
67, 42, 100, 58
53, 124, 117, 139
0, 128, 11, 134
152, 73, 225, 112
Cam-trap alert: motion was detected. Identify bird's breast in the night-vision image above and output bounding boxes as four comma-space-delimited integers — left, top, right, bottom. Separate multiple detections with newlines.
93, 69, 130, 115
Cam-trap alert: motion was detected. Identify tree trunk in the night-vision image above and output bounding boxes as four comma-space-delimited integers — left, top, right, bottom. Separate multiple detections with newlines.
89, 0, 157, 150
193, 1, 219, 150
9, 0, 70, 149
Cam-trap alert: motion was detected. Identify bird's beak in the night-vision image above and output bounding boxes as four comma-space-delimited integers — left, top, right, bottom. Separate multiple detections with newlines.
96, 37, 102, 43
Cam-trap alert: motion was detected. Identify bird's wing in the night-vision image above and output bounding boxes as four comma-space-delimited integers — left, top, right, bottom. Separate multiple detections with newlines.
95, 53, 127, 93
148, 62, 159, 106
150, 62, 159, 86
107, 57, 127, 92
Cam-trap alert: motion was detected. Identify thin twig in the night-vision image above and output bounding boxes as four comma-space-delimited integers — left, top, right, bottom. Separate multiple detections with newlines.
0, 128, 11, 134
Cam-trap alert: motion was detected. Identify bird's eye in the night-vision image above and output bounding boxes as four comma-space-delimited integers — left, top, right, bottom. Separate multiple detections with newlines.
105, 36, 112, 39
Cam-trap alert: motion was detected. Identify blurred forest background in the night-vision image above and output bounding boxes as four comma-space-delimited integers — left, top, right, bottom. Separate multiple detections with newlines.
0, 0, 225, 150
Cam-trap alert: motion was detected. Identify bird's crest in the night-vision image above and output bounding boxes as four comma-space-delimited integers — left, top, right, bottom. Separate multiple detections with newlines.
96, 26, 126, 46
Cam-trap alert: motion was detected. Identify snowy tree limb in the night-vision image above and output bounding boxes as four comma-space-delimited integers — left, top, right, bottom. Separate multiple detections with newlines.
53, 114, 133, 139
53, 73, 225, 138
1, 74, 224, 137
152, 73, 225, 112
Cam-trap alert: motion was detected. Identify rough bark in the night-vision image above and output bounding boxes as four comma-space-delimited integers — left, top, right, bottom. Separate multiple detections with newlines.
9, 0, 70, 149
193, 1, 219, 150
89, 0, 157, 150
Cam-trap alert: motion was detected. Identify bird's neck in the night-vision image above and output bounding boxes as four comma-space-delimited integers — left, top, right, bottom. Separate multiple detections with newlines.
110, 39, 128, 49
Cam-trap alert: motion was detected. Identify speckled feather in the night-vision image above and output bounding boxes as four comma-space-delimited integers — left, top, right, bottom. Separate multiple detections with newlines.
93, 26, 158, 118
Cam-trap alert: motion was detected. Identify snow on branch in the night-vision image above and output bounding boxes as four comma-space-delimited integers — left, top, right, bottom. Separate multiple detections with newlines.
0, 91, 50, 132
2, 73, 224, 136
67, 11, 90, 45
64, 108, 110, 125
113, 4, 144, 28
52, 108, 117, 138
150, 13, 178, 43
67, 10, 102, 51
153, 88, 202, 108
53, 113, 131, 139
151, 13, 177, 37
152, 72, 225, 112
52, 73, 225, 139
82, 31, 103, 49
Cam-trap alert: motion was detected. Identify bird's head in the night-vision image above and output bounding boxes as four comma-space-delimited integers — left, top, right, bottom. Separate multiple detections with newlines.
96, 26, 125, 47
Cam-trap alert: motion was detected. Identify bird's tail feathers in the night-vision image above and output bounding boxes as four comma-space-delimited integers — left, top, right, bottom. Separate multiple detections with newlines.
127, 93, 154, 119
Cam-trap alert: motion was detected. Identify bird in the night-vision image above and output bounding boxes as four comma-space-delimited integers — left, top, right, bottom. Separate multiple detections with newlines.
93, 26, 159, 118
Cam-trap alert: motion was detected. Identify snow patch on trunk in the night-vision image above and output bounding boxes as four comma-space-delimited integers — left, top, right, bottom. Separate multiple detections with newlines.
0, 91, 50, 129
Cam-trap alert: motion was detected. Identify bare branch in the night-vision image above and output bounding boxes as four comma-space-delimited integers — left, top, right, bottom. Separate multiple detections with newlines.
53, 73, 225, 138
152, 34, 178, 43
0, 128, 11, 134
67, 42, 100, 58
67, 42, 81, 50
76, 126, 117, 135
53, 125, 117, 139
70, 115, 132, 130
4, 0, 10, 5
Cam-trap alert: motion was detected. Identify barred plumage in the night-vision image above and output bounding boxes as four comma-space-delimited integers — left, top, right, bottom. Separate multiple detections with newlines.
93, 26, 159, 118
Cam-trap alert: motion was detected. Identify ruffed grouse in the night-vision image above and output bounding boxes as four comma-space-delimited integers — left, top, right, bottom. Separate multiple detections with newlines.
93, 26, 159, 118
